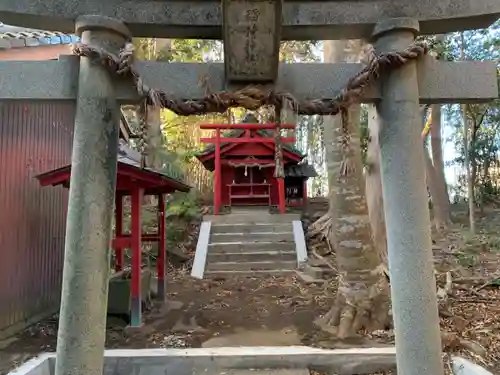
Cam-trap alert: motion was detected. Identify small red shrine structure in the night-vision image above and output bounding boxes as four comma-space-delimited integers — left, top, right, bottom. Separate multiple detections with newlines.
35, 141, 190, 327
197, 118, 316, 214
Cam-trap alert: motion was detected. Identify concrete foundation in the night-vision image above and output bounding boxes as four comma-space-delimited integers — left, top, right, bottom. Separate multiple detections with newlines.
8, 348, 495, 375
9, 347, 399, 375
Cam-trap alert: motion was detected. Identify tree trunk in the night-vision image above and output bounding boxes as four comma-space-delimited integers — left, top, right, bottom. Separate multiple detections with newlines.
463, 104, 476, 234
280, 97, 298, 139
317, 41, 390, 339
365, 105, 388, 271
471, 150, 478, 209
133, 38, 171, 170
429, 105, 451, 229
424, 147, 444, 219
460, 33, 476, 234
323, 40, 343, 240
145, 105, 163, 169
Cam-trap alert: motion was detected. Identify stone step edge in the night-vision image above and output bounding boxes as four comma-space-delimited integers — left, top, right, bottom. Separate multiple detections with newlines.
211, 223, 292, 226
208, 260, 296, 266
211, 232, 293, 235
208, 251, 296, 256
209, 241, 295, 246
204, 269, 295, 275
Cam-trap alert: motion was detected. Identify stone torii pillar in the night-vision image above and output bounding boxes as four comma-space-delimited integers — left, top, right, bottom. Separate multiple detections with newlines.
372, 18, 443, 375
54, 16, 129, 375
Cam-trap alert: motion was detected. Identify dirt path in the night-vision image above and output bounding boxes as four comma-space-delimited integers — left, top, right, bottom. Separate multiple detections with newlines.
0, 272, 333, 375
1, 266, 500, 374
2, 209, 500, 375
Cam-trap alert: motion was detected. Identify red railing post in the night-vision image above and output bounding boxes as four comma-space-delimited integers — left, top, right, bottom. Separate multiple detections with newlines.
278, 178, 286, 214
214, 128, 221, 215
130, 188, 143, 327
114, 193, 124, 272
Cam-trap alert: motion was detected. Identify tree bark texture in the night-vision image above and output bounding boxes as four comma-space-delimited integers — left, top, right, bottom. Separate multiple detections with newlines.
365, 105, 388, 271
145, 105, 163, 169
318, 41, 390, 339
429, 35, 449, 215
429, 104, 451, 229
460, 32, 476, 234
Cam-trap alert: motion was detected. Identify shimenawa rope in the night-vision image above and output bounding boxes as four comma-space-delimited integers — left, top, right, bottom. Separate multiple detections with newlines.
71, 42, 428, 117
71, 41, 428, 174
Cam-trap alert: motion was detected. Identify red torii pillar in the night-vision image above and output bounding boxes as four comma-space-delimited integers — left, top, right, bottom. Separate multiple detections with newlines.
200, 123, 295, 214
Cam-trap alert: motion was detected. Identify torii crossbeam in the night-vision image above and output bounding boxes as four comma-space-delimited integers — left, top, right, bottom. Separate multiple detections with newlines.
0, 2, 498, 375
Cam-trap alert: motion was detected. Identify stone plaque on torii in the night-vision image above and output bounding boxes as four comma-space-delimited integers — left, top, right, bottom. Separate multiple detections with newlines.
0, 1, 498, 375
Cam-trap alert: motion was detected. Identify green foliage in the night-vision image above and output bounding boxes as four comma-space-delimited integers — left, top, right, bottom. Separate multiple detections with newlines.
168, 39, 220, 62
456, 252, 478, 268
166, 191, 201, 219
487, 236, 500, 253
155, 148, 186, 180
438, 22, 500, 203
165, 224, 185, 244
133, 38, 220, 62
280, 41, 320, 62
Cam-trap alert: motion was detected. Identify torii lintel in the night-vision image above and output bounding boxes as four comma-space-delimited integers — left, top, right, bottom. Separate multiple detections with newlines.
0, 0, 499, 39
0, 56, 497, 107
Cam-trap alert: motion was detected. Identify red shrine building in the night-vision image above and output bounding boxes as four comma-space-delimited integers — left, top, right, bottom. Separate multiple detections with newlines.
36, 138, 191, 327
196, 118, 316, 213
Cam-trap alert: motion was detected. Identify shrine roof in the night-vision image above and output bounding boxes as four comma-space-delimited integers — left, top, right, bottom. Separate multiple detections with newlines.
285, 163, 317, 179
197, 129, 304, 158
36, 141, 191, 194
0, 22, 78, 49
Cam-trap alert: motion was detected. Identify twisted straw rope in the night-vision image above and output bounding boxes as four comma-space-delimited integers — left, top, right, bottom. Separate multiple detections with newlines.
72, 41, 427, 173
71, 42, 428, 116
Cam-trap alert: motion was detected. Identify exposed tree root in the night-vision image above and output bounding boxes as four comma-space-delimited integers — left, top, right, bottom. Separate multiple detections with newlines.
308, 212, 332, 241
308, 213, 391, 279
314, 270, 391, 339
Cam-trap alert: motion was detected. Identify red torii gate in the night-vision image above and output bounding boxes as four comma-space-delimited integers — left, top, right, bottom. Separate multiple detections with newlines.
200, 122, 296, 214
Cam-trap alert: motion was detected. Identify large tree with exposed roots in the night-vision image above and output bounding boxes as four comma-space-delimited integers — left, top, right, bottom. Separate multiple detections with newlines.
314, 40, 391, 339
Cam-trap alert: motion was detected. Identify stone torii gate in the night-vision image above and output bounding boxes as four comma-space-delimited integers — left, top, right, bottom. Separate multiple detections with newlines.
0, 1, 498, 375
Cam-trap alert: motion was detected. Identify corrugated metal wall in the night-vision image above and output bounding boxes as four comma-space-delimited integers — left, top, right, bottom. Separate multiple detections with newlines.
0, 100, 74, 337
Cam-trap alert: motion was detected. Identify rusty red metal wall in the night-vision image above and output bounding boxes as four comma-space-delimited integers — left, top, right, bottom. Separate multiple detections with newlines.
0, 100, 74, 337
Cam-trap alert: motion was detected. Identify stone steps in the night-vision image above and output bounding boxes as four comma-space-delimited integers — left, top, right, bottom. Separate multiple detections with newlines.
204, 269, 295, 278
207, 250, 296, 263
206, 260, 297, 272
209, 241, 295, 253
205, 213, 301, 225
210, 231, 294, 243
210, 223, 292, 234
193, 210, 305, 278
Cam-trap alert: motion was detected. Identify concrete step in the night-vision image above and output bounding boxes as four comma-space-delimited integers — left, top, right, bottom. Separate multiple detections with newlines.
210, 223, 292, 234
210, 232, 294, 243
204, 269, 295, 278
200, 369, 308, 375
208, 241, 296, 253
205, 213, 301, 225
206, 260, 297, 272
207, 250, 297, 263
